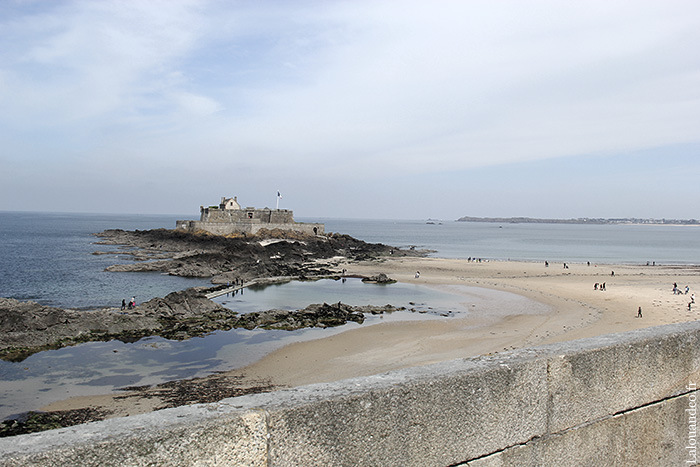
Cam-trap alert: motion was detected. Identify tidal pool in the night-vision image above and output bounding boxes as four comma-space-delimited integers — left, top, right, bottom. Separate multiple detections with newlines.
0, 279, 544, 420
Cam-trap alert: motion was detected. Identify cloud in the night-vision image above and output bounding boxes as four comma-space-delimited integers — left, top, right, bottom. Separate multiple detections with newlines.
0, 1, 207, 130
182, 0, 700, 176
1, 0, 699, 216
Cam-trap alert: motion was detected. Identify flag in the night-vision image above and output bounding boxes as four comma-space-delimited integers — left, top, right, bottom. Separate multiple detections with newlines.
277, 191, 282, 199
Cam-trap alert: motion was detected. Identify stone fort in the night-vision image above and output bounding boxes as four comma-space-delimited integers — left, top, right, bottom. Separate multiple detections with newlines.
175, 196, 324, 236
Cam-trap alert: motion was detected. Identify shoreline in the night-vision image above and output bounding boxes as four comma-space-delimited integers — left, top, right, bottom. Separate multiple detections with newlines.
38, 257, 700, 420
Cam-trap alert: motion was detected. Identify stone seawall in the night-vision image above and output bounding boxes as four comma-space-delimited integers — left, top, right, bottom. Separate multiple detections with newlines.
2, 321, 699, 466
175, 220, 324, 236
201, 208, 295, 224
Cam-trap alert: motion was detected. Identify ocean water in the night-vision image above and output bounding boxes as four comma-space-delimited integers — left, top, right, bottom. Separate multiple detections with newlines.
304, 217, 700, 265
0, 211, 210, 309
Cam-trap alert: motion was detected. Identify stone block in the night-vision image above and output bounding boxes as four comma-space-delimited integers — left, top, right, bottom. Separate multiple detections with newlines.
545, 322, 700, 433
541, 391, 693, 466
466, 390, 696, 467
225, 354, 548, 467
0, 405, 267, 467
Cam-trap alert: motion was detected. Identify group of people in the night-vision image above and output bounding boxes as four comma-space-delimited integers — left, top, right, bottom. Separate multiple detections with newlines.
227, 277, 245, 287
594, 282, 606, 291
120, 296, 136, 310
544, 261, 605, 268
638, 283, 696, 318
672, 283, 696, 311
224, 278, 246, 297
672, 282, 690, 295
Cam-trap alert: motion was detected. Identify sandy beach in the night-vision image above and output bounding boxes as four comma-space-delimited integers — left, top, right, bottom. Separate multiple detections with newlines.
42, 257, 700, 417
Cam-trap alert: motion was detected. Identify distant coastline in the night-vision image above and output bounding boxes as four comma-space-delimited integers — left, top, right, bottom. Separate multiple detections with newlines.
456, 216, 700, 225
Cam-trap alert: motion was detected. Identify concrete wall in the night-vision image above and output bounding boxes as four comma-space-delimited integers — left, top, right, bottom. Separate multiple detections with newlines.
2, 321, 700, 466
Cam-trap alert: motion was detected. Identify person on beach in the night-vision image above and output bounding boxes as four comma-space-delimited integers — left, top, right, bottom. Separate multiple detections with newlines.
692, 293, 695, 304
611, 271, 614, 276
685, 285, 690, 294
594, 283, 598, 290
121, 299, 126, 310
601, 282, 606, 291
637, 307, 642, 318
415, 271, 420, 279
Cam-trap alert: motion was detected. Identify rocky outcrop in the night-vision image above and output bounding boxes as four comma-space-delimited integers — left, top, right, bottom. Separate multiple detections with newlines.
0, 290, 406, 361
236, 302, 371, 331
95, 228, 427, 281
361, 273, 397, 284
0, 298, 160, 361
138, 288, 229, 318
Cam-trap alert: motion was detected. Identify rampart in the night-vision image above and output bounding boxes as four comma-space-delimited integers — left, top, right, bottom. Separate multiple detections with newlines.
201, 207, 295, 224
2, 321, 699, 466
175, 220, 324, 236
176, 204, 324, 236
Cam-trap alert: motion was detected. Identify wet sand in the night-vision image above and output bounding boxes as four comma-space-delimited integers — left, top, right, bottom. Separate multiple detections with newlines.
43, 258, 700, 418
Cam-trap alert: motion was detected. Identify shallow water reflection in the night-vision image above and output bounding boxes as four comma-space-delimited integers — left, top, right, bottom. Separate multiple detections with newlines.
215, 277, 471, 314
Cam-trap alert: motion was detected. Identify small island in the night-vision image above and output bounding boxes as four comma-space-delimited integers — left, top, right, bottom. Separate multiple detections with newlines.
457, 216, 700, 225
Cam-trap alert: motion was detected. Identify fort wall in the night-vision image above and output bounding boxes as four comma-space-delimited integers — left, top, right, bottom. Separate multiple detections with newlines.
175, 220, 324, 236
3, 321, 698, 466
175, 198, 324, 236
200, 208, 295, 224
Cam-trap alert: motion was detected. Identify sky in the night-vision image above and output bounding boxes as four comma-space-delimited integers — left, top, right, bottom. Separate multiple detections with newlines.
1, 0, 699, 220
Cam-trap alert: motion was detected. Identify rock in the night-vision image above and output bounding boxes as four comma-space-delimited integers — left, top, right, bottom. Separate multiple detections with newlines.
361, 273, 397, 284
138, 288, 228, 318
231, 302, 409, 330
233, 302, 366, 331
0, 298, 161, 361
94, 228, 425, 281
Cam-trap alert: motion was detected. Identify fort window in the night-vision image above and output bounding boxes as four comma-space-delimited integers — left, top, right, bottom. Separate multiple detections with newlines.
247, 212, 253, 219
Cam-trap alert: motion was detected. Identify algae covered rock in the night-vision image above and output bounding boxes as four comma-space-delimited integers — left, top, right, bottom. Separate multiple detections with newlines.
361, 273, 396, 284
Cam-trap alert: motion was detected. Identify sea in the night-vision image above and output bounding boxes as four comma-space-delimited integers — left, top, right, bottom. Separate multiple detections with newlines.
1, 211, 699, 419
312, 217, 700, 266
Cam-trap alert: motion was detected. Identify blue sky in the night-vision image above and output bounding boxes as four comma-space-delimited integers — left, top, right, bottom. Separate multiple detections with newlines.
1, 0, 699, 220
